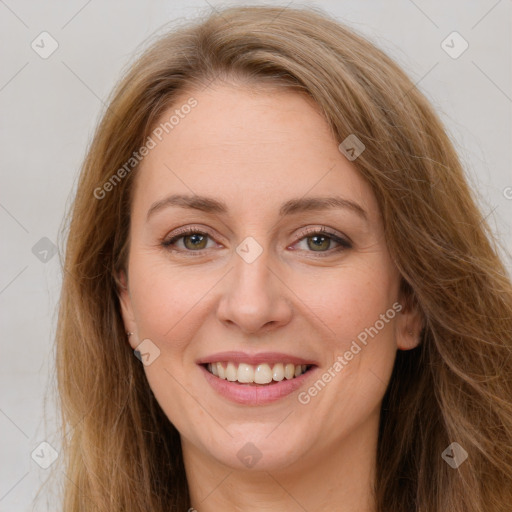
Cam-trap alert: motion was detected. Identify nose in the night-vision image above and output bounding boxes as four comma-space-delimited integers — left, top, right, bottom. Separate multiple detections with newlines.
216, 244, 293, 335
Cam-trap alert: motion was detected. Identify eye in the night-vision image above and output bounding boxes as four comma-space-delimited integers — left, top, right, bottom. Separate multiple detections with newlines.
162, 227, 216, 253
293, 226, 352, 255
162, 226, 352, 256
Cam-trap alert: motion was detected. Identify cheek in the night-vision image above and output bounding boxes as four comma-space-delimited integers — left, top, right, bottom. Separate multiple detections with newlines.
128, 258, 200, 346
294, 261, 400, 407
294, 263, 398, 346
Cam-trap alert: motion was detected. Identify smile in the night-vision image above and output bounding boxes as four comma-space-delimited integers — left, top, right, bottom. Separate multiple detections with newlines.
205, 362, 312, 384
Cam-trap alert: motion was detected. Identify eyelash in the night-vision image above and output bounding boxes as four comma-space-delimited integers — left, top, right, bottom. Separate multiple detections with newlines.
161, 226, 352, 257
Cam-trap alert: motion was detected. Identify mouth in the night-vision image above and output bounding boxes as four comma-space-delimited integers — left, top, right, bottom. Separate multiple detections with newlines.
197, 352, 319, 405
202, 361, 315, 385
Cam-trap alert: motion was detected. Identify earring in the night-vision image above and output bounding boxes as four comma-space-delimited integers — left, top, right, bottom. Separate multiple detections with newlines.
126, 332, 133, 337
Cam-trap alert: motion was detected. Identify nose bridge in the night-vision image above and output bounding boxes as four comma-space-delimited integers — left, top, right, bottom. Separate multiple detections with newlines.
216, 236, 292, 333
234, 238, 272, 297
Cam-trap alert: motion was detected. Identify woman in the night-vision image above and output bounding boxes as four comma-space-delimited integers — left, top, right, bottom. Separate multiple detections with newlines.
55, 5, 512, 511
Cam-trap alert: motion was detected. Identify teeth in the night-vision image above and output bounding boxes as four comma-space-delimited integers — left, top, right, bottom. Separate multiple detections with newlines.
254, 364, 273, 384
237, 363, 254, 383
284, 363, 295, 380
216, 362, 225, 379
206, 362, 310, 384
273, 363, 284, 381
226, 362, 237, 381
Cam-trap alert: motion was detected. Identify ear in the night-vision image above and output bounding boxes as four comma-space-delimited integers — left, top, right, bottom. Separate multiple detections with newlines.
395, 285, 424, 351
117, 269, 138, 349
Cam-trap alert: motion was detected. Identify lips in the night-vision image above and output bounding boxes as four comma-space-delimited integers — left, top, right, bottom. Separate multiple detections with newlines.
196, 351, 319, 405
196, 350, 317, 367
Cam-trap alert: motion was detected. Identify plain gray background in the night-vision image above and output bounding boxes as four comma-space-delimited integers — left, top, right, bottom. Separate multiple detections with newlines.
1, 1, 510, 510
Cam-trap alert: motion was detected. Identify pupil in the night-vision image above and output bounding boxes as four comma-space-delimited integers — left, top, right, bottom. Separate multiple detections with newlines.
186, 234, 205, 249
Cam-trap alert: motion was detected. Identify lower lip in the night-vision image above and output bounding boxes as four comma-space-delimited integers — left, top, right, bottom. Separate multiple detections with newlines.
199, 364, 317, 405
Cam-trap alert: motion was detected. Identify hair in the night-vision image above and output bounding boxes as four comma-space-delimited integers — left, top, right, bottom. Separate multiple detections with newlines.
54, 4, 512, 511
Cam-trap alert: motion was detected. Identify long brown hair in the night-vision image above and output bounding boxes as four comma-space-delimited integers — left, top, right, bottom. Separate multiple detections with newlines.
54, 5, 512, 511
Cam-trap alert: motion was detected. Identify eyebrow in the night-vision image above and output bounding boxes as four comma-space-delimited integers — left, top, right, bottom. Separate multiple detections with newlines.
146, 193, 368, 221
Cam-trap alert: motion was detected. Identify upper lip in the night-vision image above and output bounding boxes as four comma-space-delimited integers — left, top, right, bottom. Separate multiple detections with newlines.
196, 351, 317, 366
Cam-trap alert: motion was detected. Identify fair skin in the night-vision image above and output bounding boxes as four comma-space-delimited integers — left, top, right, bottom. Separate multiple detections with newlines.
119, 81, 422, 512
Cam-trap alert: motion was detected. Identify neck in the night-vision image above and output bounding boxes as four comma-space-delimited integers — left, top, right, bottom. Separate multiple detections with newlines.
182, 411, 379, 512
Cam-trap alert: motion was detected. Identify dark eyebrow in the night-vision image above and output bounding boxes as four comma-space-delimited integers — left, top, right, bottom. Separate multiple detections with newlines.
146, 194, 367, 221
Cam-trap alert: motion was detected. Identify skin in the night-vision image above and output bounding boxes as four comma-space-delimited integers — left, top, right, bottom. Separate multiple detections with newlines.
119, 81, 422, 512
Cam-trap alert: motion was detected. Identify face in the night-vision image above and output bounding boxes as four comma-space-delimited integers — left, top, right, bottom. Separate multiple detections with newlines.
119, 83, 421, 473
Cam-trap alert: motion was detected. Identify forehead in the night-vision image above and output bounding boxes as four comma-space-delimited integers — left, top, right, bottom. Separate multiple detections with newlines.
131, 84, 378, 222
